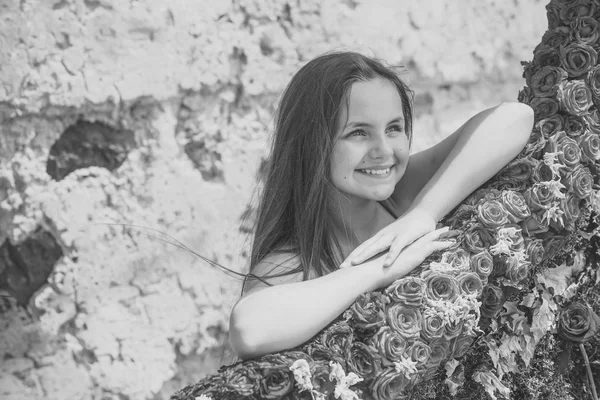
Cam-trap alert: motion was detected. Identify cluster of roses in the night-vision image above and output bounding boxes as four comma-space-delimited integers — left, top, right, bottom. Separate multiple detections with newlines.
171, 1, 600, 399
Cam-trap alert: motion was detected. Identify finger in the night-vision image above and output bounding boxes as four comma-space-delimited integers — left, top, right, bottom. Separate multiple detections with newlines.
383, 238, 407, 267
418, 226, 450, 243
350, 235, 392, 265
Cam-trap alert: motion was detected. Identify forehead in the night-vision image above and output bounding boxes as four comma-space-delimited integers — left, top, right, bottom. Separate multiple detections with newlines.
342, 78, 404, 122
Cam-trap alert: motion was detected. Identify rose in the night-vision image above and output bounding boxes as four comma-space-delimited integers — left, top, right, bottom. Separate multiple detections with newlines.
559, 1, 597, 25
521, 130, 547, 160
571, 16, 600, 45
564, 165, 594, 200
537, 113, 564, 136
367, 327, 408, 365
344, 292, 390, 333
562, 193, 582, 231
480, 284, 506, 319
310, 361, 336, 396
423, 271, 459, 302
496, 158, 538, 190
531, 161, 555, 183
369, 368, 410, 400
529, 97, 560, 120
523, 208, 551, 235
444, 319, 464, 341
385, 277, 424, 307
557, 80, 594, 116
463, 223, 495, 253
347, 342, 382, 381
306, 322, 353, 367
533, 46, 562, 69
530, 66, 568, 97
441, 248, 471, 271
586, 65, 600, 107
257, 364, 295, 399
525, 184, 554, 210
477, 200, 510, 229
457, 272, 484, 296
560, 43, 598, 77
545, 2, 563, 30
524, 238, 545, 266
578, 132, 600, 164
501, 190, 531, 223
223, 364, 261, 396
545, 131, 582, 169
557, 302, 600, 343
450, 336, 475, 359
425, 338, 451, 368
505, 256, 531, 285
387, 304, 421, 339
518, 85, 534, 104
540, 27, 572, 49
408, 340, 432, 367
471, 250, 494, 281
583, 108, 600, 135
420, 310, 445, 341
564, 114, 588, 137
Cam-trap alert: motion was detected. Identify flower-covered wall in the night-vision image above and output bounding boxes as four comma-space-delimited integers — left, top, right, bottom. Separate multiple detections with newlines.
0, 0, 547, 399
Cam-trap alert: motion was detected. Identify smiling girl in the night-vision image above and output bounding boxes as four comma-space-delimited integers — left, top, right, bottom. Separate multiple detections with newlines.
228, 52, 533, 360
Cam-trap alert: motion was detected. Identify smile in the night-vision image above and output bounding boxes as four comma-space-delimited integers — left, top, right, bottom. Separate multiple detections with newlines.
356, 166, 393, 177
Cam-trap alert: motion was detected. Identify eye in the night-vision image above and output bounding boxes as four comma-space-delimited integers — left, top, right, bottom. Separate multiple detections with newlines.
347, 129, 367, 138
386, 124, 405, 136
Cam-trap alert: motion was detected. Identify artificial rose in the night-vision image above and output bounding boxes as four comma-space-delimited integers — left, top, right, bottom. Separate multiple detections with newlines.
480, 284, 506, 319
505, 256, 531, 285
477, 200, 510, 229
530, 97, 561, 120
387, 304, 421, 339
560, 42, 598, 77
424, 338, 451, 369
571, 16, 600, 45
423, 271, 459, 302
457, 272, 484, 296
408, 340, 432, 367
385, 277, 425, 307
305, 322, 353, 367
496, 158, 538, 190
369, 368, 410, 400
564, 113, 589, 137
545, 131, 582, 169
562, 193, 582, 231
564, 164, 594, 199
524, 238, 545, 266
420, 310, 446, 341
367, 327, 408, 365
534, 45, 562, 69
441, 248, 471, 271
444, 319, 464, 341
450, 336, 475, 359
223, 364, 261, 396
559, 0, 597, 25
463, 223, 495, 253
537, 113, 564, 136
530, 66, 568, 97
557, 80, 594, 116
525, 184, 555, 210
258, 364, 295, 399
531, 161, 556, 183
501, 190, 532, 223
577, 131, 600, 164
471, 250, 494, 280
344, 292, 390, 333
347, 342, 383, 382
583, 108, 600, 135
557, 302, 600, 343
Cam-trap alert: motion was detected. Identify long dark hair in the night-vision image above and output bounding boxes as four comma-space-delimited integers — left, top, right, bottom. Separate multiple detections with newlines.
250, 51, 414, 282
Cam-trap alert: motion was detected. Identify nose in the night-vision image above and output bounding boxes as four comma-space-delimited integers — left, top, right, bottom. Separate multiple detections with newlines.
368, 134, 394, 160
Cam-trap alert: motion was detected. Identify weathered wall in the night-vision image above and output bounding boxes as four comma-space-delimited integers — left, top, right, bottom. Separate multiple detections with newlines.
0, 0, 548, 399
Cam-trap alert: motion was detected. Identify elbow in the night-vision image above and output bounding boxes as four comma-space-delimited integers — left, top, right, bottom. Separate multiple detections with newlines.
228, 304, 262, 360
498, 102, 535, 148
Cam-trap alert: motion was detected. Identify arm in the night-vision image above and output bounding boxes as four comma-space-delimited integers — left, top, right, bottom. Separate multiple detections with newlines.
396, 101, 534, 220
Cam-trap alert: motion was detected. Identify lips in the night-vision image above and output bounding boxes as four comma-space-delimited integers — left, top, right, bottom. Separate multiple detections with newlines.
356, 165, 394, 176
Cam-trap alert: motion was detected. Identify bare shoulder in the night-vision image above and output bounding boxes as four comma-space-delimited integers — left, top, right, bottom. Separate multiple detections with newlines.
242, 251, 304, 296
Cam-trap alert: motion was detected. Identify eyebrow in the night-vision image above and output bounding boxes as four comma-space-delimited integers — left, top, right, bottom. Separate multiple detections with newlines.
345, 117, 405, 129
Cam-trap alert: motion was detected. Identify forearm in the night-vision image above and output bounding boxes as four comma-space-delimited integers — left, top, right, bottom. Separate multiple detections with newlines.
411, 102, 533, 220
229, 257, 384, 360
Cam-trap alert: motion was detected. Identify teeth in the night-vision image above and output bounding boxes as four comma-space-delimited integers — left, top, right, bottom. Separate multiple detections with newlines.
362, 167, 391, 175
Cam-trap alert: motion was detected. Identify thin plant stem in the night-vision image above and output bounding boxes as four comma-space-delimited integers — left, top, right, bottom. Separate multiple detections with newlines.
580, 343, 598, 400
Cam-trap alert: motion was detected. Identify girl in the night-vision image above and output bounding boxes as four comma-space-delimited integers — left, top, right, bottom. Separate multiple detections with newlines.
229, 52, 533, 360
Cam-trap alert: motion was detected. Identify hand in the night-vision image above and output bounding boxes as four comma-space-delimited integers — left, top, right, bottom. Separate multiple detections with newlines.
376, 226, 454, 288
341, 208, 437, 268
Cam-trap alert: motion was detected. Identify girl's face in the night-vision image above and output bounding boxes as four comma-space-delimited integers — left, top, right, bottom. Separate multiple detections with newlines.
330, 78, 410, 204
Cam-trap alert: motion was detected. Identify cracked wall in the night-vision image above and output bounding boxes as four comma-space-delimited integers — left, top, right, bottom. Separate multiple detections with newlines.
0, 0, 548, 399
